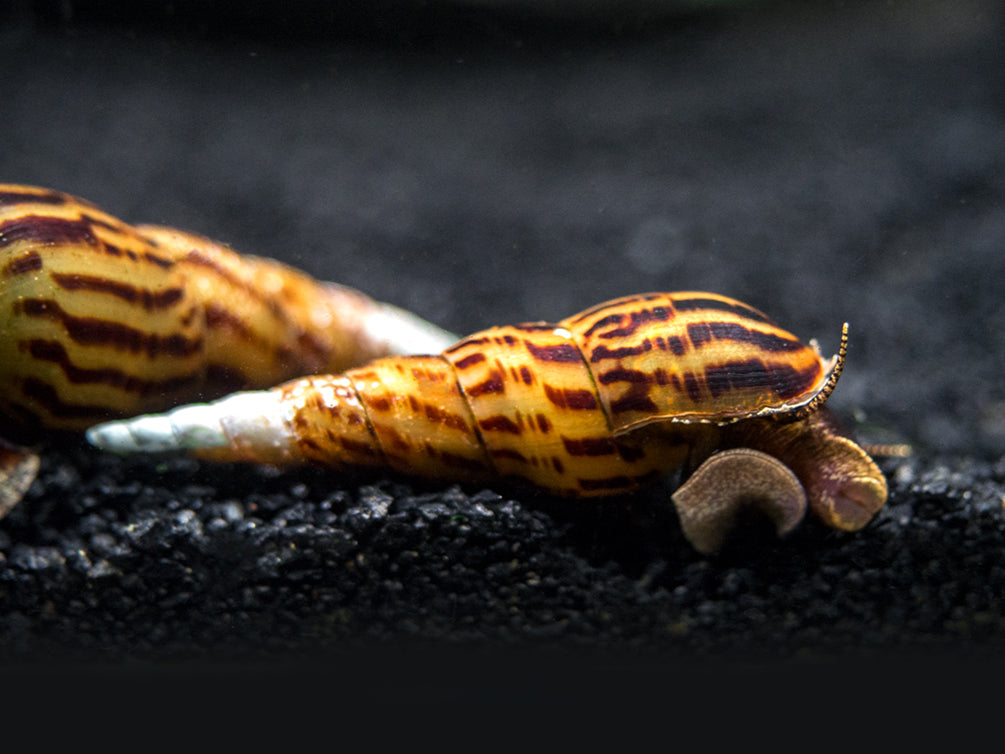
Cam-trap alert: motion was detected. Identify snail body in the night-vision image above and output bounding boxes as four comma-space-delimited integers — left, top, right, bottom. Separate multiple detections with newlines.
88, 292, 892, 551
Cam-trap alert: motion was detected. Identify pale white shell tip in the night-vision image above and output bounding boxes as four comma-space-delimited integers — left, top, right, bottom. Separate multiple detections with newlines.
86, 405, 231, 454
85, 417, 174, 453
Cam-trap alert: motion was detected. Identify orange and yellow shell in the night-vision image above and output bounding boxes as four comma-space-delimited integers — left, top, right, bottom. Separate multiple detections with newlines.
0, 184, 455, 438
88, 291, 889, 549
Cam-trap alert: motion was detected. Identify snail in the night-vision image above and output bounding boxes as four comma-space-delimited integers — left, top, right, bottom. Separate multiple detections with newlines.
0, 184, 457, 516
86, 291, 903, 553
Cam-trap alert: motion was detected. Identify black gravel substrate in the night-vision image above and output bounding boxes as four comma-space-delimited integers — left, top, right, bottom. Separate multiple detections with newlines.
2, 0, 1004, 700
4, 444, 1005, 662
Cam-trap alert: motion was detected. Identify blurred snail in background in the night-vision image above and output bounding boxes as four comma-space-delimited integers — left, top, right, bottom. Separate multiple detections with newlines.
87, 290, 908, 553
0, 184, 457, 516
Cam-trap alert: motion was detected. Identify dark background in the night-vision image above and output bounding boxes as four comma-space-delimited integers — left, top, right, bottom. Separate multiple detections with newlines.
1, 0, 1004, 702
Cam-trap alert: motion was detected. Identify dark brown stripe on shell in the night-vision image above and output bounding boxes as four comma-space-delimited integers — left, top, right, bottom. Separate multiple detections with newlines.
81, 213, 130, 235
687, 322, 712, 348
453, 352, 487, 370
561, 436, 616, 456
478, 415, 523, 434
99, 242, 141, 262
407, 358, 450, 384
367, 395, 392, 412
444, 336, 490, 353
1, 250, 42, 276
51, 273, 184, 310
589, 340, 653, 362
0, 214, 175, 267
466, 373, 505, 397
683, 372, 702, 402
543, 384, 599, 410
597, 367, 653, 385
22, 338, 199, 395
566, 293, 664, 325
667, 336, 687, 356
420, 402, 469, 432
707, 321, 804, 352
203, 303, 257, 342
671, 296, 773, 324
0, 215, 98, 247
581, 313, 625, 338
616, 443, 647, 462
703, 358, 820, 400
594, 306, 672, 340
141, 251, 175, 268
15, 297, 202, 357
608, 392, 659, 415
524, 340, 582, 363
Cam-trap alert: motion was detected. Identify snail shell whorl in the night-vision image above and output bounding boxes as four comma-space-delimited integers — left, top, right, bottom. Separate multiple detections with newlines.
562, 292, 835, 432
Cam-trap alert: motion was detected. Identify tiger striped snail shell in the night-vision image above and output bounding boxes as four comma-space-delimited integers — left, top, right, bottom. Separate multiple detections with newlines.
0, 183, 457, 516
87, 291, 895, 553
